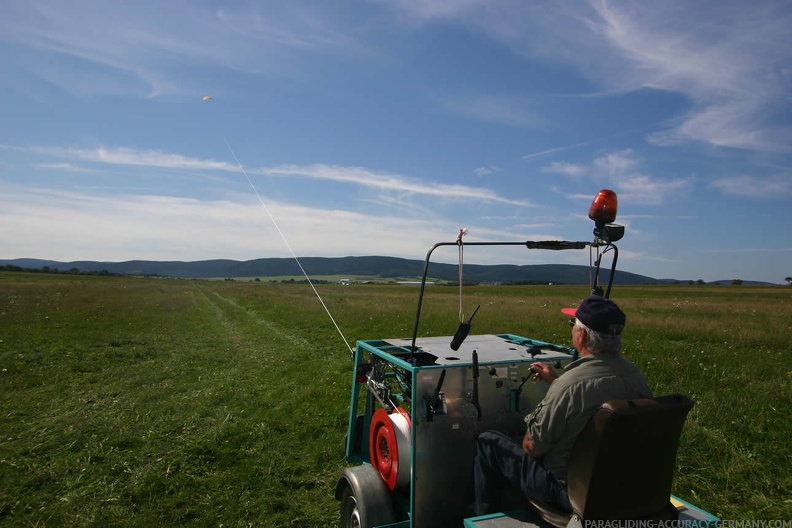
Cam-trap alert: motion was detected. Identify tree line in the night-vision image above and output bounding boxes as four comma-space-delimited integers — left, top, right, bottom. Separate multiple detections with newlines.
0, 265, 118, 276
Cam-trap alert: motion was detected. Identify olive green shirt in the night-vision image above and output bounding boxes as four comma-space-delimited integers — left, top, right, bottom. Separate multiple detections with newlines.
524, 354, 652, 484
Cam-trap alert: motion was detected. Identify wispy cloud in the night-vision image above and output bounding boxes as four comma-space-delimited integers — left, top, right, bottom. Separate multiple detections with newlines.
215, 4, 356, 50
615, 174, 691, 205
473, 166, 501, 176
545, 149, 692, 205
578, 2, 792, 152
0, 182, 541, 266
709, 174, 792, 199
63, 147, 240, 172
6, 1, 788, 153
699, 246, 792, 254
260, 164, 529, 205
548, 148, 791, 202
556, 1, 792, 152
592, 150, 640, 177
12, 144, 529, 206
591, 149, 692, 205
648, 100, 792, 153
0, 1, 359, 98
0, 184, 460, 262
36, 162, 98, 173
522, 142, 591, 161
541, 162, 588, 177
370, 0, 489, 24
437, 93, 549, 128
385, 0, 792, 153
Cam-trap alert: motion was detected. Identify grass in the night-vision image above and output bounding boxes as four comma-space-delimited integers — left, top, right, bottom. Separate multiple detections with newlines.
1, 272, 790, 525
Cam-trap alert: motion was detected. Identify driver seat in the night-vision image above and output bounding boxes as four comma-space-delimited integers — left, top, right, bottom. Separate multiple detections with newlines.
528, 394, 694, 526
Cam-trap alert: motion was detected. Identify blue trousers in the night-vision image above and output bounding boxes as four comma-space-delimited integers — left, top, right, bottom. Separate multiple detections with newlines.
473, 430, 572, 516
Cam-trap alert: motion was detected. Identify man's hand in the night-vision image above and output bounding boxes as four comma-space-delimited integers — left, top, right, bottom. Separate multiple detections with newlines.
529, 362, 557, 383
522, 431, 542, 458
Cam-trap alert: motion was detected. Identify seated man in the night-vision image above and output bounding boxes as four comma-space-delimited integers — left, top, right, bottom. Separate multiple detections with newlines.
472, 295, 652, 515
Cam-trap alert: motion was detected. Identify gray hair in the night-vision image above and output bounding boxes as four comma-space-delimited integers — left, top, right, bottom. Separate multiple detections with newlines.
575, 319, 622, 356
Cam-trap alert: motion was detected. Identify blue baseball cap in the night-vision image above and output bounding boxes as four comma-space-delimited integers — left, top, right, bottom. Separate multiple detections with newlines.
561, 295, 626, 335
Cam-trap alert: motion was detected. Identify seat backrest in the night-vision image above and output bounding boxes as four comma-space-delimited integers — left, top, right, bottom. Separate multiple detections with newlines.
566, 394, 694, 520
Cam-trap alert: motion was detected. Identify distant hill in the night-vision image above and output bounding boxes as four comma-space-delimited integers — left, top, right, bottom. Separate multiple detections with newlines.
1, 256, 778, 285
1, 256, 663, 285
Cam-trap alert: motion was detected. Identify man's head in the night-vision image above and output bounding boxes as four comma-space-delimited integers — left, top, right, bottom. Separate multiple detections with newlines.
562, 295, 625, 335
562, 295, 625, 356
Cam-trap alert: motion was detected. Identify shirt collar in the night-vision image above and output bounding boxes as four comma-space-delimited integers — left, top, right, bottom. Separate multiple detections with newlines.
563, 353, 620, 371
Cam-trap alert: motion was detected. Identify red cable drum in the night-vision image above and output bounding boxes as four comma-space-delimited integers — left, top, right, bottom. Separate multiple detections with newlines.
369, 407, 412, 490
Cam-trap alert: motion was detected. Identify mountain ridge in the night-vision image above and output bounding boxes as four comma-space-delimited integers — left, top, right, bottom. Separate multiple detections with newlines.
2, 256, 769, 285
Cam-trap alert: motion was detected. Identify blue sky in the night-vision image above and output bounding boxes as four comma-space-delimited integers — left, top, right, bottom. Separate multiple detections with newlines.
1, 0, 791, 283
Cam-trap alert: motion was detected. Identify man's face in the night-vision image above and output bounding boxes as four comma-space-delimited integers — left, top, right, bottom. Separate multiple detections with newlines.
571, 322, 585, 352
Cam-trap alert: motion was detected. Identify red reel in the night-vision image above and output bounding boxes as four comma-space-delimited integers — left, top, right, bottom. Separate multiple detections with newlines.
369, 407, 412, 490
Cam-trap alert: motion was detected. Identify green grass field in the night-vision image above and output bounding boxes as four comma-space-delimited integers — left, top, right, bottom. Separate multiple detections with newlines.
1, 272, 790, 526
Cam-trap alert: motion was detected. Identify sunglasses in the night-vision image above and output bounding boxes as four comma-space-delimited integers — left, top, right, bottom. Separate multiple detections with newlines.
568, 317, 576, 327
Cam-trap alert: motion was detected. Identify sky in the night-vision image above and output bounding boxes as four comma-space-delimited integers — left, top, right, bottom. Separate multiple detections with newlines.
1, 0, 791, 284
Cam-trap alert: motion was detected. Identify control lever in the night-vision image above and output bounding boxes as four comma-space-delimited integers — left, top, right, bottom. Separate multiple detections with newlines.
471, 350, 482, 421
434, 368, 446, 404
427, 369, 447, 421
450, 304, 481, 350
510, 375, 531, 412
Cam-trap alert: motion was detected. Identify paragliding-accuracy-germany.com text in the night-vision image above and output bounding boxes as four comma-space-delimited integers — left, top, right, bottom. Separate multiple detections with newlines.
583, 520, 791, 528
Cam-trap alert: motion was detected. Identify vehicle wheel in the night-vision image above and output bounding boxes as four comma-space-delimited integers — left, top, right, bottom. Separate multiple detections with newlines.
335, 465, 395, 528
340, 485, 362, 528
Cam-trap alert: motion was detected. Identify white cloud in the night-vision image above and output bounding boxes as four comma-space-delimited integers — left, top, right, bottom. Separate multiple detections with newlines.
541, 162, 588, 177
699, 246, 792, 254
592, 150, 692, 204
11, 144, 530, 206
36, 162, 97, 173
0, 181, 550, 267
593, 149, 640, 177
0, 185, 459, 262
261, 164, 529, 205
648, 101, 792, 153
549, 149, 693, 205
709, 174, 792, 199
522, 139, 597, 161
0, 1, 360, 98
6, 1, 789, 152
370, 0, 488, 23
616, 174, 691, 206
78, 147, 240, 172
436, 93, 550, 128
384, 0, 792, 152
576, 1, 792, 152
473, 166, 501, 176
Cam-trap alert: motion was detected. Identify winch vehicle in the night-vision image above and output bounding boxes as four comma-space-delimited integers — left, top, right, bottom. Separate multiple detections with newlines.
334, 191, 720, 528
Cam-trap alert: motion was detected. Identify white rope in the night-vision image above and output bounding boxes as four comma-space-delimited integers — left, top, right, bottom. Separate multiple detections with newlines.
457, 228, 467, 322
390, 411, 412, 488
223, 136, 354, 355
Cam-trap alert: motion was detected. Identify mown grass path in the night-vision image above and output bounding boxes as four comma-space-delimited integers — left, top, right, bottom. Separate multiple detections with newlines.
0, 276, 351, 527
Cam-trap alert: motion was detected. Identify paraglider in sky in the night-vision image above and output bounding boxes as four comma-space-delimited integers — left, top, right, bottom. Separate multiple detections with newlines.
202, 95, 212, 102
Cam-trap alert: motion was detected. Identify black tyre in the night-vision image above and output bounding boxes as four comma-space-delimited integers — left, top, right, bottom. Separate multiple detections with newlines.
339, 485, 362, 528
335, 465, 395, 528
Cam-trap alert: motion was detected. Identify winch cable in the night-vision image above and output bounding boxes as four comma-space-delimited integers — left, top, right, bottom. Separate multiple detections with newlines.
222, 135, 354, 356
